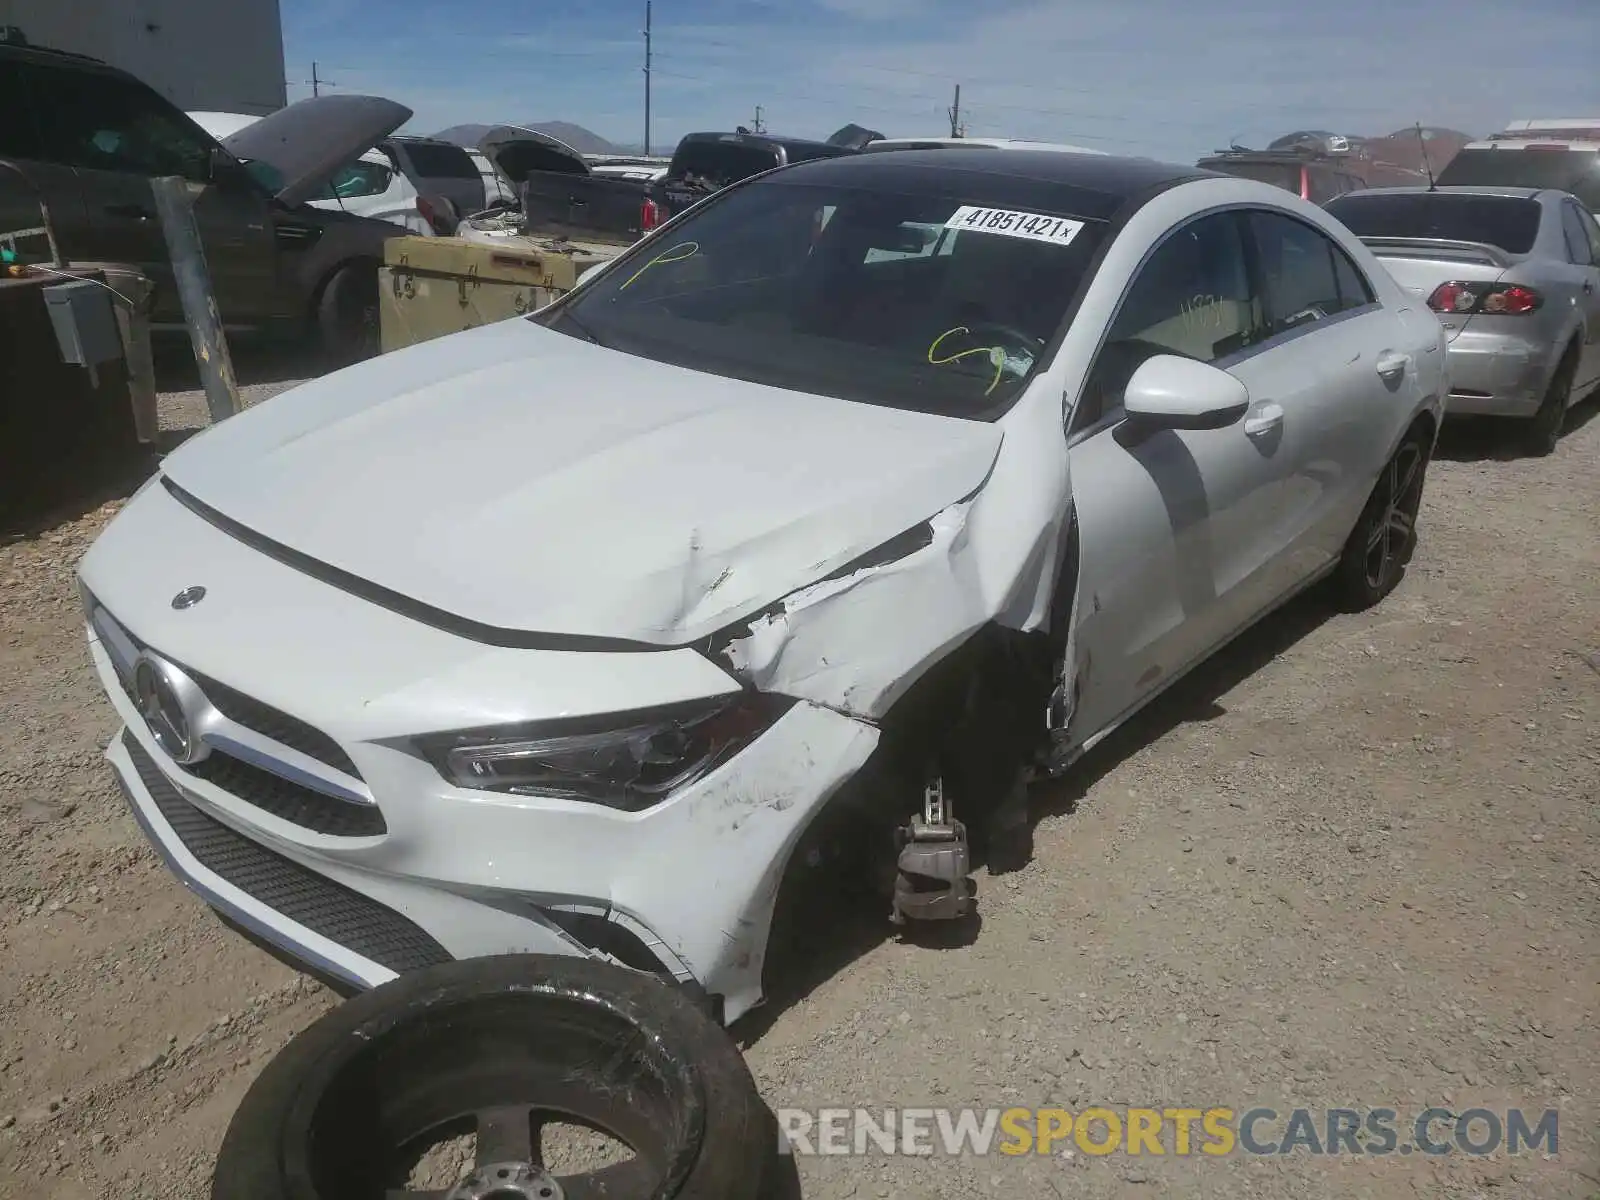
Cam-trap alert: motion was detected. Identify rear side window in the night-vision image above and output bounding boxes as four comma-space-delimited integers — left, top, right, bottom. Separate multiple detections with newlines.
1324, 192, 1543, 254
1249, 211, 1374, 336
0, 64, 42, 158
397, 141, 478, 179
1561, 201, 1596, 265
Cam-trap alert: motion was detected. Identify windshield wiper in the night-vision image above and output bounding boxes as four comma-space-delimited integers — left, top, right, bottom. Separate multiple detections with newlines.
551, 307, 609, 348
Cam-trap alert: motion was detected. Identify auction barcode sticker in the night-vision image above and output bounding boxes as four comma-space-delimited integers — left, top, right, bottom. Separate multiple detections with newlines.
944, 206, 1085, 246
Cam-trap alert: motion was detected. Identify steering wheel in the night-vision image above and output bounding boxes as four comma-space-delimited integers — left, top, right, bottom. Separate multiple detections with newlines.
953, 321, 1046, 357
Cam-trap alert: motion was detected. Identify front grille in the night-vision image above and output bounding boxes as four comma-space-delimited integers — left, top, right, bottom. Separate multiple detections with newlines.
89, 593, 362, 781
123, 732, 452, 975
186, 668, 361, 779
182, 750, 387, 837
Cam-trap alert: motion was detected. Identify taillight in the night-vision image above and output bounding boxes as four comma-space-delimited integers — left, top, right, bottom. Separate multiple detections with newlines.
1426, 281, 1542, 315
416, 196, 445, 235
640, 197, 661, 232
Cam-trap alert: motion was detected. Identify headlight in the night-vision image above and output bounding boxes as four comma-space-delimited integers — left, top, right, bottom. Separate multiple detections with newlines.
414, 693, 794, 810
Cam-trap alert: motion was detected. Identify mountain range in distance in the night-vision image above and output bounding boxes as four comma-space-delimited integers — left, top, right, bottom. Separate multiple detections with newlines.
431, 120, 644, 155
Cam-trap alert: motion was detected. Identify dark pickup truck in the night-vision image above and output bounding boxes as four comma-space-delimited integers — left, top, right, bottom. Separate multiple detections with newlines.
475, 126, 870, 245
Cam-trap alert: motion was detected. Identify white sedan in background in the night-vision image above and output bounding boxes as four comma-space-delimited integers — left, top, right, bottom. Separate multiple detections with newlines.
78, 149, 1445, 1026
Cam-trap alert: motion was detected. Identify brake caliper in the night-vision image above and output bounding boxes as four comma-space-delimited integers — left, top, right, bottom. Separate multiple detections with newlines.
890, 775, 974, 924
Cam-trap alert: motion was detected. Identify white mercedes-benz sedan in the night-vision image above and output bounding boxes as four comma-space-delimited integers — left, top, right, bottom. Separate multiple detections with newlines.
78, 150, 1446, 1025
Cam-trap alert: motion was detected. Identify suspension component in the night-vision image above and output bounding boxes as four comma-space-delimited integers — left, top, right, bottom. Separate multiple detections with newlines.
890, 775, 974, 924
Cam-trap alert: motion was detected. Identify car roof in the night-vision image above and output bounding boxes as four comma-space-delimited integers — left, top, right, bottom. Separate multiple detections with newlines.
863, 136, 1108, 155
1462, 137, 1600, 151
1336, 185, 1548, 200
677, 130, 844, 153
769, 149, 1212, 221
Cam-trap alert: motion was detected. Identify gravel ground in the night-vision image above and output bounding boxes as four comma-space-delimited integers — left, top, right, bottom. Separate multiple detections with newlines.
0, 362, 1596, 1200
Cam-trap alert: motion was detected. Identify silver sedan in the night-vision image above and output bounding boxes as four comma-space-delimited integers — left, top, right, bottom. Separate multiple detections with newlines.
1325, 185, 1600, 454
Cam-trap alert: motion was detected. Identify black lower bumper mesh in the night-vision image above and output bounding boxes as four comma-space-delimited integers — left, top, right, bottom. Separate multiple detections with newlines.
121, 731, 452, 975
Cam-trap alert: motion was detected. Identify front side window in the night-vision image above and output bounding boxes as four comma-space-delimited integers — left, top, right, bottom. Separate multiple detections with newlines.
309, 160, 394, 202
1075, 211, 1258, 430
22, 63, 212, 181
1249, 210, 1373, 336
544, 177, 1109, 419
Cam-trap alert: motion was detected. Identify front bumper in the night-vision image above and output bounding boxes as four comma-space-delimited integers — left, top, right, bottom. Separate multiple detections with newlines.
1443, 330, 1557, 417
83, 480, 880, 1025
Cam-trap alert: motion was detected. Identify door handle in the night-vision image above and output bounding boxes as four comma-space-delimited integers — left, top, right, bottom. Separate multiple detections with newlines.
105, 203, 153, 221
1376, 351, 1410, 381
1243, 402, 1284, 437
1583, 278, 1595, 294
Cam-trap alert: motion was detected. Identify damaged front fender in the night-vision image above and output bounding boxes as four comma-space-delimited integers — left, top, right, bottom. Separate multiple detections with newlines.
711, 498, 995, 719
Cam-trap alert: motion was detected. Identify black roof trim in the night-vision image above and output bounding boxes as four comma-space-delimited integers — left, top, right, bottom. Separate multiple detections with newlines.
764, 149, 1210, 221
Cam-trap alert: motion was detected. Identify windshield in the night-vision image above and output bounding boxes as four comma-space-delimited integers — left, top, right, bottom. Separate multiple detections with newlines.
541, 176, 1108, 420
1326, 192, 1543, 253
1436, 147, 1600, 210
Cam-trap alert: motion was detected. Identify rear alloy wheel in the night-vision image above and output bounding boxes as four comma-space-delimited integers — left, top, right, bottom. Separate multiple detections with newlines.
211, 955, 775, 1200
317, 261, 381, 367
1522, 354, 1574, 457
1333, 427, 1430, 611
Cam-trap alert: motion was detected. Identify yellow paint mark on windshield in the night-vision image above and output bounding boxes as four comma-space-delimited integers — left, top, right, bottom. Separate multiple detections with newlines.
617, 241, 701, 292
928, 326, 1006, 396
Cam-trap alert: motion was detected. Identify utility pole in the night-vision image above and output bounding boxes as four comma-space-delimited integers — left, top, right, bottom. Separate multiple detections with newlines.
642, 0, 653, 156
948, 84, 962, 138
751, 105, 765, 134
305, 61, 334, 97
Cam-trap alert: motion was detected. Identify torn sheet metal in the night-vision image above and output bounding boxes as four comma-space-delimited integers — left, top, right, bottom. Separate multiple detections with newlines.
719, 500, 992, 719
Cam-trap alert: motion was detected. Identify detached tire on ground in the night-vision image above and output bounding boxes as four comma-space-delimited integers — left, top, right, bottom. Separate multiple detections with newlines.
212, 955, 775, 1200
316, 260, 381, 367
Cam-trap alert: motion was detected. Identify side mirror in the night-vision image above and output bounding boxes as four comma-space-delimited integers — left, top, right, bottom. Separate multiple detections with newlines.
1121, 354, 1249, 432
577, 259, 609, 285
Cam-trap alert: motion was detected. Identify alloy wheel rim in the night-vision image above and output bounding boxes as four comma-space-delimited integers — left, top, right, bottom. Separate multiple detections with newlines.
1364, 442, 1423, 589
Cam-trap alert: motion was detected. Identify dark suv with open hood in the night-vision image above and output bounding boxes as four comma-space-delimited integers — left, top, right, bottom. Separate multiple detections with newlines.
0, 40, 408, 360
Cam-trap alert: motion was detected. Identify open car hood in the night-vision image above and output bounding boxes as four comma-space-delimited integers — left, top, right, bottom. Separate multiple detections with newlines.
221, 94, 413, 207
478, 125, 591, 184
156, 319, 1003, 648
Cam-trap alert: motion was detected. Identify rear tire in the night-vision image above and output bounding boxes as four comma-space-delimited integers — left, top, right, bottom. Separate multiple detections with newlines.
1522, 353, 1574, 457
316, 261, 381, 367
1332, 424, 1431, 612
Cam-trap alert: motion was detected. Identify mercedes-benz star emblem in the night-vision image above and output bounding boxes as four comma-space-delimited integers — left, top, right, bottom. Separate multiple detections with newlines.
133, 656, 199, 763
171, 585, 206, 610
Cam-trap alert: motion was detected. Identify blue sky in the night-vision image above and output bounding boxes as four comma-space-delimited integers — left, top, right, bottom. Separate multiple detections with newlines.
282, 0, 1596, 159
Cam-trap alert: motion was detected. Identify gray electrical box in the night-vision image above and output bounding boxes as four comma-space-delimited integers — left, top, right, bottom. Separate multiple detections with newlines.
42, 278, 123, 368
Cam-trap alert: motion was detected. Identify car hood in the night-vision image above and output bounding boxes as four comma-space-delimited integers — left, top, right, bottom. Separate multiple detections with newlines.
221, 94, 413, 207
157, 319, 1003, 647
478, 125, 591, 183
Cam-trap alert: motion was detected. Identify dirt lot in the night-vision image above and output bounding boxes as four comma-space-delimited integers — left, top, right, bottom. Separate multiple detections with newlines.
1, 370, 1596, 1200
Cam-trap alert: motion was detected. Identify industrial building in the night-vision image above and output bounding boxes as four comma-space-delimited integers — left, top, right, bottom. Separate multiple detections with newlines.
0, 0, 285, 114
